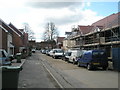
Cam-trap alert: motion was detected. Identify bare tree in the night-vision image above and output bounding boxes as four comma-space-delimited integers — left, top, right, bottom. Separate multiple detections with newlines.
43, 23, 50, 41
43, 22, 59, 41
23, 23, 35, 40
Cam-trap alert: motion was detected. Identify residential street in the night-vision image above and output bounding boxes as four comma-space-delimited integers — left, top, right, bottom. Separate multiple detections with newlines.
18, 53, 60, 88
18, 51, 119, 88
0, 1, 120, 90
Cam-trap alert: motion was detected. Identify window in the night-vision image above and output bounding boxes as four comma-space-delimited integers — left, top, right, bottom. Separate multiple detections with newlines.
93, 51, 105, 58
65, 52, 71, 56
92, 52, 99, 58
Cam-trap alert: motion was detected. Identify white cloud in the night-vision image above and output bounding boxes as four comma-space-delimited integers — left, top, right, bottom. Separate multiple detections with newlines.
0, 0, 25, 8
86, 2, 91, 7
0, 0, 104, 42
78, 9, 104, 25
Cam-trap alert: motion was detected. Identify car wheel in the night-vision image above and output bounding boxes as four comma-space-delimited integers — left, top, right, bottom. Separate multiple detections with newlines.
67, 60, 70, 63
102, 66, 107, 70
73, 59, 75, 65
52, 56, 54, 58
87, 64, 92, 70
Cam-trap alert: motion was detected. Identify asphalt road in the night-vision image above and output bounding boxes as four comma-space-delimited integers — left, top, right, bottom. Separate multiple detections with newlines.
18, 51, 119, 88
18, 53, 60, 88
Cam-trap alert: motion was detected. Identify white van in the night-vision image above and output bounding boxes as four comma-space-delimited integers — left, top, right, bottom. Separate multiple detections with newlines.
68, 49, 86, 64
52, 49, 64, 59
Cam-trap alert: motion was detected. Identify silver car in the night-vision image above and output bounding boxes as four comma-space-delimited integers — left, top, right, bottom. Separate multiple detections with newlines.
0, 49, 12, 66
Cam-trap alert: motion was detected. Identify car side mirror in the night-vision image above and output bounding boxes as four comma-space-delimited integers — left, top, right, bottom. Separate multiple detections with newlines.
9, 55, 14, 61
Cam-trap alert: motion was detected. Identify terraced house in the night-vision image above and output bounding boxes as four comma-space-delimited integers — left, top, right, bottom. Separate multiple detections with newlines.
63, 12, 120, 71
0, 19, 28, 55
0, 19, 14, 54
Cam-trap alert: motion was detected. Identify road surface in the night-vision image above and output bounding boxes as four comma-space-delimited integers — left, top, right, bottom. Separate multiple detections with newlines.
18, 51, 119, 88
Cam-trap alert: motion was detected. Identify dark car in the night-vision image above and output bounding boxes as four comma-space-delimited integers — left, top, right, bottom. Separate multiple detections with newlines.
0, 49, 12, 66
77, 49, 108, 70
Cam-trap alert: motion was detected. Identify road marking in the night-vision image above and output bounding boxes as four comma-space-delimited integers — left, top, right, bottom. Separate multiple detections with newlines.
41, 62, 63, 88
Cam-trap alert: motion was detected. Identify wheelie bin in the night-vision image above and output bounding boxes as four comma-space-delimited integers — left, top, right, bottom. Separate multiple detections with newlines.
2, 66, 22, 89
16, 53, 21, 63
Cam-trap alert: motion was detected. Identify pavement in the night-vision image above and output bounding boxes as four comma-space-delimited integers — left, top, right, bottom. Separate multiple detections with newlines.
11, 59, 26, 67
0, 59, 26, 69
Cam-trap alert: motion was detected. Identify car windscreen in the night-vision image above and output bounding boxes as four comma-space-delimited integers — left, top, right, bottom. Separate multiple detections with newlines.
55, 50, 63, 53
92, 51, 106, 58
65, 52, 71, 56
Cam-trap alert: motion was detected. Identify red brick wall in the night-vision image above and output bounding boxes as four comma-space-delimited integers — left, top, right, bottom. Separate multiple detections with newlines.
12, 32, 23, 54
23, 33, 28, 47
2, 29, 7, 51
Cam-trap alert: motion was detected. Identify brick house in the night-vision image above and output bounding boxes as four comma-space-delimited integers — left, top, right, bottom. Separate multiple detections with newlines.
68, 12, 120, 50
0, 19, 14, 54
0, 19, 29, 55
56, 37, 65, 49
66, 12, 120, 70
39, 40, 56, 49
8, 23, 24, 54
9, 23, 29, 55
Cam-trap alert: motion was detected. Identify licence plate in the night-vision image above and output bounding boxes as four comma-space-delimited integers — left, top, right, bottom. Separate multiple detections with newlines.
93, 63, 100, 65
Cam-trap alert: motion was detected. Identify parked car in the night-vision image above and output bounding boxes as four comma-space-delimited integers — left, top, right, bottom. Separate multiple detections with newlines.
32, 49, 36, 53
0, 49, 13, 66
49, 50, 54, 57
46, 50, 51, 56
62, 51, 71, 61
77, 49, 108, 70
52, 49, 64, 59
41, 50, 46, 54
68, 49, 86, 64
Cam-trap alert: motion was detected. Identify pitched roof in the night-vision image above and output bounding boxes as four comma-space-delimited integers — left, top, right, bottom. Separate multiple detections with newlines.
9, 23, 23, 36
57, 37, 65, 43
78, 25, 94, 35
92, 12, 119, 29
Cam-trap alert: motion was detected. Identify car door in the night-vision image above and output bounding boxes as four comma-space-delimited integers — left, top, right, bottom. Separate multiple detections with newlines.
83, 53, 87, 64
0, 51, 2, 66
69, 52, 73, 62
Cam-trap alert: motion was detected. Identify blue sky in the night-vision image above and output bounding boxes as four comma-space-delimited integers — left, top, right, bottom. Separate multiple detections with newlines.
85, 2, 118, 16
0, 0, 119, 42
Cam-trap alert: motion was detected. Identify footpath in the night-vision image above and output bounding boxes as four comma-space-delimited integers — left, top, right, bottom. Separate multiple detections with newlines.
11, 59, 26, 67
